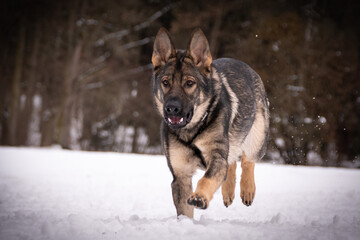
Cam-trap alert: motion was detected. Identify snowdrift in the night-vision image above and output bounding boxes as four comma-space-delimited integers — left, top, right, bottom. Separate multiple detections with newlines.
0, 147, 359, 240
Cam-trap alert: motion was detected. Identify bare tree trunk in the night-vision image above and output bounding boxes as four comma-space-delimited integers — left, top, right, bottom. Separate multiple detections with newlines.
9, 17, 26, 145
56, 0, 82, 149
40, 11, 59, 147
58, 42, 82, 149
131, 125, 138, 153
18, 21, 41, 145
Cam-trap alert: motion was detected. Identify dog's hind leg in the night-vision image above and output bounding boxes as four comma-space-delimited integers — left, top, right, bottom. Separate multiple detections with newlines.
240, 152, 256, 206
221, 161, 237, 207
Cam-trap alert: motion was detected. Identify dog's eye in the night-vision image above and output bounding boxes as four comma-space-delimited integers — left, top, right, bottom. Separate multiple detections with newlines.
162, 79, 170, 87
185, 80, 195, 88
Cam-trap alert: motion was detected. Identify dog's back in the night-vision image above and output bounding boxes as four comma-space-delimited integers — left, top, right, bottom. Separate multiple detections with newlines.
213, 58, 269, 164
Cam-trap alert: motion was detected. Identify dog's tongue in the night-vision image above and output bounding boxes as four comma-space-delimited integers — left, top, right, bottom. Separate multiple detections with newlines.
169, 117, 183, 124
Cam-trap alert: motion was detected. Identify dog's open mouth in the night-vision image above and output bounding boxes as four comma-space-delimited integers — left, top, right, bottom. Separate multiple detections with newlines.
165, 110, 193, 129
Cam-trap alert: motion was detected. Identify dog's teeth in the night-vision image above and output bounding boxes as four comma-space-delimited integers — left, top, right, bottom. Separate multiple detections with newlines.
168, 118, 172, 123
180, 118, 184, 123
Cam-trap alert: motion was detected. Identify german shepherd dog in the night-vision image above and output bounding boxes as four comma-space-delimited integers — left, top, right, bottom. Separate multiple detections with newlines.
151, 28, 269, 218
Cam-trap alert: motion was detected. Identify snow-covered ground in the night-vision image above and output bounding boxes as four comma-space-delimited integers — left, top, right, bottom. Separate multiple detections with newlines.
0, 147, 359, 240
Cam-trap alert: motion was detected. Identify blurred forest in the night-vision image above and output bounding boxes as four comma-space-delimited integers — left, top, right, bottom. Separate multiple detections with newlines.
1, 0, 359, 167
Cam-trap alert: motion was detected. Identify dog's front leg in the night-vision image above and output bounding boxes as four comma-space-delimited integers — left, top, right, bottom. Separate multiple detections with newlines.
171, 176, 194, 218
187, 153, 228, 209
166, 135, 197, 218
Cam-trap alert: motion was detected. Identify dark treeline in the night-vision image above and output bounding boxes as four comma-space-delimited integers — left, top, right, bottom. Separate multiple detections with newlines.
1, 0, 359, 167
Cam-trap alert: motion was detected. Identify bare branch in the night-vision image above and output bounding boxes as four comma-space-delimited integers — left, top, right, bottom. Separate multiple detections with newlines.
91, 111, 121, 134
83, 63, 153, 90
77, 63, 107, 83
118, 37, 155, 51
123, 63, 153, 76
95, 29, 130, 46
95, 3, 176, 46
133, 5, 173, 31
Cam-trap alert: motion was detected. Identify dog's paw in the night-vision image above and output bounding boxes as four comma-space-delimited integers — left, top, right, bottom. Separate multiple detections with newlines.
187, 193, 208, 209
240, 178, 255, 207
223, 194, 234, 208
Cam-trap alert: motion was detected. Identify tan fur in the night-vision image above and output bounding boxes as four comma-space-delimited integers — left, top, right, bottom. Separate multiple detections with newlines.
221, 161, 237, 207
172, 175, 194, 218
240, 104, 268, 162
228, 104, 268, 165
151, 53, 161, 68
185, 98, 211, 130
240, 152, 256, 206
189, 177, 219, 208
192, 111, 226, 162
187, 113, 228, 209
220, 72, 239, 125
168, 138, 198, 176
168, 136, 197, 218
154, 96, 164, 118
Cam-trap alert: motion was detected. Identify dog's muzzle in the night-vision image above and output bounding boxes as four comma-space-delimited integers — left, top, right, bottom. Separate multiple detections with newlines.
164, 110, 193, 128
164, 99, 193, 129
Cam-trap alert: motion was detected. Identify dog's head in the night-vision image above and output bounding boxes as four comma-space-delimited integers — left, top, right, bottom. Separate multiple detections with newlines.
151, 28, 213, 130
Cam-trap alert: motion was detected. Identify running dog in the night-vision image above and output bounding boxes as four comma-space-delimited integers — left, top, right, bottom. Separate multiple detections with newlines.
151, 28, 269, 218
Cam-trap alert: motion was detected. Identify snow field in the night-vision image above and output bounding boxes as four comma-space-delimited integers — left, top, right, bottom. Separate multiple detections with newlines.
0, 147, 359, 240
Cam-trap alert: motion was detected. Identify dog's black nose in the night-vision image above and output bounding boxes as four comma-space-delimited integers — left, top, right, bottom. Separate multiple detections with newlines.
165, 99, 182, 115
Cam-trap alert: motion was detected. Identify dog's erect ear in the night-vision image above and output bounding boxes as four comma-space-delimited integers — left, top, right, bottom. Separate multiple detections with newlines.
152, 28, 176, 68
187, 28, 212, 72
